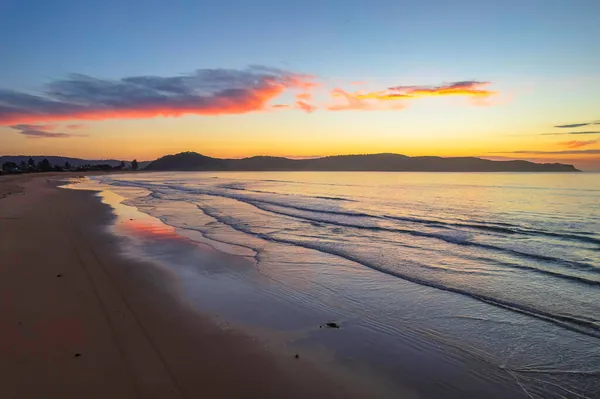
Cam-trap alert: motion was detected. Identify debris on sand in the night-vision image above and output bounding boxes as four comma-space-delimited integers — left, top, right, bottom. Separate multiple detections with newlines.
323, 322, 340, 329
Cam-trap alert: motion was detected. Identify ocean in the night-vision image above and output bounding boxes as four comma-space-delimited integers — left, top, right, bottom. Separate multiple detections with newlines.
76, 171, 600, 398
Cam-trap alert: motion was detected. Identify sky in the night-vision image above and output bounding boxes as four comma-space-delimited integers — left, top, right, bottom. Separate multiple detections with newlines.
1, 0, 599, 170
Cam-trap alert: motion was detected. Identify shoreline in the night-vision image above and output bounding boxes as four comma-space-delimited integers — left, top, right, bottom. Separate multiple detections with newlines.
63, 175, 541, 398
0, 174, 389, 398
6, 172, 594, 398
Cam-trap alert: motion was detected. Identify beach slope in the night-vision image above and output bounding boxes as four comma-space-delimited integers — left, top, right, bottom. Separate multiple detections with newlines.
0, 174, 381, 399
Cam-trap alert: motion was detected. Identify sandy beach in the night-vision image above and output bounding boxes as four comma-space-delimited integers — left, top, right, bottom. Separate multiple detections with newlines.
0, 173, 385, 399
4, 171, 595, 399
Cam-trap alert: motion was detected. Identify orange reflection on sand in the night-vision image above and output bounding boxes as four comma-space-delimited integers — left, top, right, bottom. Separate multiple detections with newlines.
121, 219, 184, 241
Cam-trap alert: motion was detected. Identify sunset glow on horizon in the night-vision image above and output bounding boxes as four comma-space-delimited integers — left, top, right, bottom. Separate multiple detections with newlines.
1, 1, 599, 170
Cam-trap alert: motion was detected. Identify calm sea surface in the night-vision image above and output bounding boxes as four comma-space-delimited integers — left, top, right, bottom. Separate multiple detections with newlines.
86, 172, 600, 398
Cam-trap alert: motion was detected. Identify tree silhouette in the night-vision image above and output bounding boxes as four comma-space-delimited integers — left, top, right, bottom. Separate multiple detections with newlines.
38, 158, 52, 171
28, 158, 35, 169
20, 161, 27, 170
65, 161, 71, 170
2, 161, 18, 172
120, 161, 126, 169
131, 159, 139, 170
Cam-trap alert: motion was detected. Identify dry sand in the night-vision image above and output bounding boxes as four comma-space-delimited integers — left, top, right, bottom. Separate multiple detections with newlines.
0, 173, 386, 399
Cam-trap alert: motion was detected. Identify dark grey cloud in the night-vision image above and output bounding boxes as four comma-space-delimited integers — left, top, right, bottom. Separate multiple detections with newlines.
555, 123, 591, 128
9, 124, 84, 139
0, 66, 314, 125
553, 121, 600, 128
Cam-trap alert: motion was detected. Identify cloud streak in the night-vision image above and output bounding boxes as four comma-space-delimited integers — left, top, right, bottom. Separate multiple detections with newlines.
492, 149, 600, 155
9, 124, 84, 139
296, 101, 317, 112
329, 81, 495, 111
558, 140, 598, 148
0, 66, 316, 124
386, 81, 495, 99
554, 121, 600, 128
541, 131, 600, 136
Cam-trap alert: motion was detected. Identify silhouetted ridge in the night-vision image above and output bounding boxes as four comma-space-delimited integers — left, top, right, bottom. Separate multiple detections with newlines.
145, 152, 579, 172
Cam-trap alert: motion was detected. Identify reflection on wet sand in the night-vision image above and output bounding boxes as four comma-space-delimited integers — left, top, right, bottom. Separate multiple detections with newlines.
119, 218, 183, 241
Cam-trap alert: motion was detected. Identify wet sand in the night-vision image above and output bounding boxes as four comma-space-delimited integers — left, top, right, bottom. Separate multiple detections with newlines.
0, 174, 391, 399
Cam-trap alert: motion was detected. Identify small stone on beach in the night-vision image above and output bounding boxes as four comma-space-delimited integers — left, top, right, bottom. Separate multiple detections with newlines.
56, 274, 62, 277
294, 354, 299, 359
324, 322, 340, 329
74, 353, 82, 357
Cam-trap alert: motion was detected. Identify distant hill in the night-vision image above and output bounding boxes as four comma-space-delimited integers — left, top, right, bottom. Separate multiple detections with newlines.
0, 156, 150, 169
145, 152, 580, 172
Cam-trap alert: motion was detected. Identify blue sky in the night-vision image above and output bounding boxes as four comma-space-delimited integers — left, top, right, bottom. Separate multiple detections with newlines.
3, 0, 599, 85
1, 0, 599, 169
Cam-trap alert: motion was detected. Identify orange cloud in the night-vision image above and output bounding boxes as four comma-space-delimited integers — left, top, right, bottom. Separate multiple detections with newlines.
329, 88, 375, 111
0, 66, 316, 124
329, 81, 496, 111
271, 104, 291, 109
558, 140, 598, 148
292, 86, 317, 112
296, 92, 312, 101
65, 124, 85, 129
296, 101, 317, 113
353, 81, 494, 101
329, 88, 407, 111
